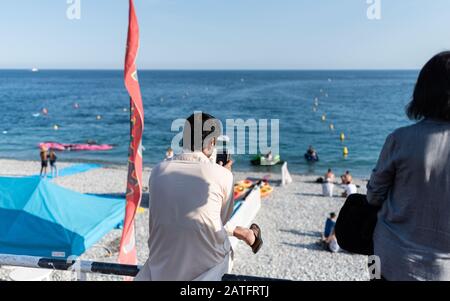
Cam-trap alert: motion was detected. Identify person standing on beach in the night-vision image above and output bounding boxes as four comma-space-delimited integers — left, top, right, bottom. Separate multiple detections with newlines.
39, 146, 48, 178
367, 52, 450, 281
135, 112, 263, 281
48, 149, 58, 178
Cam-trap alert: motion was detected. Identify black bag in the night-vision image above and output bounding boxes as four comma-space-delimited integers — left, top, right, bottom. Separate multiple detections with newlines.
335, 194, 381, 255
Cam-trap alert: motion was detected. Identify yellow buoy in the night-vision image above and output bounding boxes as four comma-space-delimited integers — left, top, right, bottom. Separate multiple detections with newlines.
321, 114, 326, 121
343, 146, 349, 156
340, 132, 345, 141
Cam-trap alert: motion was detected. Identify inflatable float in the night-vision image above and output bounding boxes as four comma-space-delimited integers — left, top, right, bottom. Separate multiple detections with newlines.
234, 179, 274, 200
260, 182, 274, 198
39, 142, 113, 151
250, 154, 282, 166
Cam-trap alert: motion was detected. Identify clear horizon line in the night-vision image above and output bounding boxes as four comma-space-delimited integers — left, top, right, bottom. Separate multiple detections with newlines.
0, 67, 420, 72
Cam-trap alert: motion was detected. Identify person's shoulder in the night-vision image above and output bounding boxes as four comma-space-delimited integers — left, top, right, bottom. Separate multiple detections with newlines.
392, 124, 410, 134
391, 121, 430, 138
208, 163, 233, 176
203, 163, 233, 184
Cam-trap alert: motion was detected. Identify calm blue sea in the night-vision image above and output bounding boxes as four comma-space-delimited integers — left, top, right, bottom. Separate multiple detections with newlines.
0, 70, 418, 177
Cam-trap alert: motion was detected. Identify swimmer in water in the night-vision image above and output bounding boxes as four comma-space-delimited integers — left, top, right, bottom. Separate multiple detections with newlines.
305, 145, 319, 162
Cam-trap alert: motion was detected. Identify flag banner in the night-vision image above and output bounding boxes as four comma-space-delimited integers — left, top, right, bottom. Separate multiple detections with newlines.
118, 0, 144, 268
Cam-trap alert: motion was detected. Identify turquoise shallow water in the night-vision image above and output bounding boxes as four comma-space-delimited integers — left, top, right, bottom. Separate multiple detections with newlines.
0, 70, 418, 177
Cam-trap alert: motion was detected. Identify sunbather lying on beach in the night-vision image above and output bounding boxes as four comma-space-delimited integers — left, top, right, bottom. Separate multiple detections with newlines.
135, 112, 263, 281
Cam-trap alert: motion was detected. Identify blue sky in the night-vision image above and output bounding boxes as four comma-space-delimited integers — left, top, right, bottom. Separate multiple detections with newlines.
1, 0, 449, 69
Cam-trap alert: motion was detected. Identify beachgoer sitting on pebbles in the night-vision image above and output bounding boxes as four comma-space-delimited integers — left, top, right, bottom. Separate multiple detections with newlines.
319, 212, 340, 252
340, 170, 352, 184
135, 112, 263, 281
325, 168, 335, 183
321, 168, 335, 196
341, 175, 357, 197
322, 212, 337, 241
324, 230, 340, 253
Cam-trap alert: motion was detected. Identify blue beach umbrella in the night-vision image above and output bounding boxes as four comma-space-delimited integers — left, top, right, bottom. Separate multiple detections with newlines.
0, 176, 125, 258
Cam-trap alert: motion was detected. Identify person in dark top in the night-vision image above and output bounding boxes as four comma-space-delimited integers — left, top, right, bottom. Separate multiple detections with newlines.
322, 212, 337, 240
319, 212, 340, 252
48, 149, 58, 178
305, 145, 319, 162
40, 146, 48, 178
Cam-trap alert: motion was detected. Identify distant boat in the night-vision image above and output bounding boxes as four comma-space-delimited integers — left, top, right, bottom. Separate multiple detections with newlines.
31, 68, 39, 72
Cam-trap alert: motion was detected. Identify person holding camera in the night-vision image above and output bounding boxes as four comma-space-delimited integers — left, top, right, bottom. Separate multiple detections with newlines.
135, 112, 263, 281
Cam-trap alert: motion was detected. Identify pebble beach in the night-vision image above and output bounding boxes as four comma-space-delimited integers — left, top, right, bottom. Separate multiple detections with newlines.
0, 159, 370, 281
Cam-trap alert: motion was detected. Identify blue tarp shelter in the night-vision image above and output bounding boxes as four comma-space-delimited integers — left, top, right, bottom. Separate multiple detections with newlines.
0, 176, 125, 258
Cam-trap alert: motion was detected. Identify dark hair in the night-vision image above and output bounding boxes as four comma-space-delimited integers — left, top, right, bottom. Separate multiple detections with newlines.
330, 212, 336, 219
328, 168, 332, 172
183, 112, 222, 151
407, 51, 450, 121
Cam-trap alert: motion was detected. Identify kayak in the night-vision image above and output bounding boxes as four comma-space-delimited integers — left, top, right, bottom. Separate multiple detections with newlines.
251, 154, 282, 166
39, 142, 113, 151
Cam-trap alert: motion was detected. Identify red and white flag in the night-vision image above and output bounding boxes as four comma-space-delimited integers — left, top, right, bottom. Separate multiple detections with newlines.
119, 0, 144, 269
